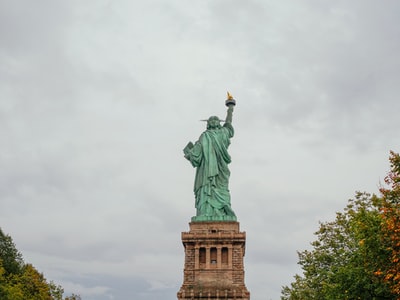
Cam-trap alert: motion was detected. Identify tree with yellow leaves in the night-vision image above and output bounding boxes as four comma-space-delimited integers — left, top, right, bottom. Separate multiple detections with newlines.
0, 228, 76, 300
377, 151, 400, 296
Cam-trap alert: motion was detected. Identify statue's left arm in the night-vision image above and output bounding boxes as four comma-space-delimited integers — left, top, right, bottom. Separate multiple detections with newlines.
184, 140, 203, 167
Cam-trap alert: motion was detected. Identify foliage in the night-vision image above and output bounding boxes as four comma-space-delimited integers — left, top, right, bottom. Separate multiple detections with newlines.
0, 228, 24, 275
4, 263, 53, 300
282, 152, 400, 299
0, 228, 79, 300
281, 192, 394, 300
376, 151, 400, 296
0, 260, 7, 298
49, 280, 65, 300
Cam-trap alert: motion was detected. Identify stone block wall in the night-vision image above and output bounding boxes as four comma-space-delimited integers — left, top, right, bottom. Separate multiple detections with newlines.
177, 221, 250, 300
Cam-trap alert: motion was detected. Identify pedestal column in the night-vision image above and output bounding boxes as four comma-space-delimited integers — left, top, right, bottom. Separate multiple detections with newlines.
177, 221, 250, 300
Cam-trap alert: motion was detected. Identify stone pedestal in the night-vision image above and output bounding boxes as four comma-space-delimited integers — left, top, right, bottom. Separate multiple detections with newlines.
177, 221, 250, 300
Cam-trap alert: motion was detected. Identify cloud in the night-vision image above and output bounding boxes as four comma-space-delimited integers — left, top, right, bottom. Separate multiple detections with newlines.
1, 1, 400, 300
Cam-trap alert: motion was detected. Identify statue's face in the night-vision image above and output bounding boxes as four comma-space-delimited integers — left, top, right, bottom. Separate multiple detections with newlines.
207, 116, 220, 129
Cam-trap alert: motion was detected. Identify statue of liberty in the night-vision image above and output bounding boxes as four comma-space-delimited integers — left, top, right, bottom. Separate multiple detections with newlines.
183, 93, 237, 221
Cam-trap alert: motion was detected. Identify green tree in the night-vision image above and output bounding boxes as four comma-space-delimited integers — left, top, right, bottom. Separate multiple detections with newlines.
0, 228, 77, 300
4, 264, 53, 300
0, 228, 24, 275
49, 280, 64, 300
281, 192, 394, 300
0, 260, 8, 298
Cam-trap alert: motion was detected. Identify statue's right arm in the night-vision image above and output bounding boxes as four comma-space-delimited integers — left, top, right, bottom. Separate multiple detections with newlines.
225, 105, 234, 124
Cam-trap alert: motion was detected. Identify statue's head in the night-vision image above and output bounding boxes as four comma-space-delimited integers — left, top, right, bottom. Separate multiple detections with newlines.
207, 116, 222, 130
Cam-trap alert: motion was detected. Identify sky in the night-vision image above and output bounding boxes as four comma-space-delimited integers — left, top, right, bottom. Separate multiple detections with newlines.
1, 1, 400, 299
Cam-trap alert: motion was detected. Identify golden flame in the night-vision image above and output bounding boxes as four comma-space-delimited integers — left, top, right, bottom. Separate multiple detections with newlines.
226, 91, 234, 100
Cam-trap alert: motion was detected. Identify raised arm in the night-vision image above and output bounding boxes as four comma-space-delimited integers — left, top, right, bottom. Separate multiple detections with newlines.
225, 105, 234, 124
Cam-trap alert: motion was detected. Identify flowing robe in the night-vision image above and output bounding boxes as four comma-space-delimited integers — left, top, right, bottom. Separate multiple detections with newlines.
185, 123, 236, 220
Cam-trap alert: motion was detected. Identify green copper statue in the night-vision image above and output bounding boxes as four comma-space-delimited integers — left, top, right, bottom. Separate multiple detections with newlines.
184, 92, 237, 222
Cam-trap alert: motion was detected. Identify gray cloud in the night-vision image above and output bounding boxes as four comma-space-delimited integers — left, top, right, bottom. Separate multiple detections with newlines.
1, 1, 400, 299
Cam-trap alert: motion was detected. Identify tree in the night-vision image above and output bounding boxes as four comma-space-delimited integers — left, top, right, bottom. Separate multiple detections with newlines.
5, 264, 52, 300
0, 228, 77, 299
281, 192, 394, 300
49, 281, 64, 300
376, 151, 400, 296
0, 260, 8, 298
0, 228, 24, 275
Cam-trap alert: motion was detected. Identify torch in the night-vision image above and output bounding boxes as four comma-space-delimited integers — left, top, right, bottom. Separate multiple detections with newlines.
225, 91, 236, 107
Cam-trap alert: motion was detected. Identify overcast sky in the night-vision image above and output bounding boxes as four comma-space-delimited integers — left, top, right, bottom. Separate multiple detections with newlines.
1, 1, 400, 299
